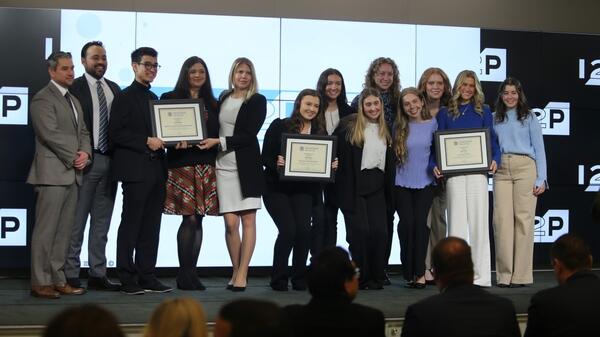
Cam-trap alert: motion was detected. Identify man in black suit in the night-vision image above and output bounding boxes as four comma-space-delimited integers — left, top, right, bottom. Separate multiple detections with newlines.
401, 237, 520, 337
283, 247, 385, 337
65, 41, 121, 291
524, 233, 600, 337
109, 47, 171, 295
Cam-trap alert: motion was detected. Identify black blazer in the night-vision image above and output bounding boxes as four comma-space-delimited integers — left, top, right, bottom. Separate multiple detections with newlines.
337, 102, 355, 119
333, 115, 395, 212
218, 91, 266, 198
109, 80, 165, 182
284, 297, 385, 337
525, 271, 600, 337
160, 90, 219, 168
401, 283, 520, 337
69, 75, 121, 152
261, 117, 323, 195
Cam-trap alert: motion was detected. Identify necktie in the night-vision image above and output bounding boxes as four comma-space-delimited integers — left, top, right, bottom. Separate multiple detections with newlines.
65, 92, 77, 123
96, 80, 108, 153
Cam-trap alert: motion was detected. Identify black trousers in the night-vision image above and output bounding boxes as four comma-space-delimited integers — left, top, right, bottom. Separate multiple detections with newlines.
395, 185, 434, 280
310, 186, 338, 256
264, 191, 313, 287
116, 161, 166, 286
343, 169, 388, 285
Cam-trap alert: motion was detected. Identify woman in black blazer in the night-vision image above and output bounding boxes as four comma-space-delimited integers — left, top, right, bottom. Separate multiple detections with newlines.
161, 56, 219, 290
311, 68, 355, 255
334, 88, 394, 290
199, 57, 266, 291
262, 89, 335, 291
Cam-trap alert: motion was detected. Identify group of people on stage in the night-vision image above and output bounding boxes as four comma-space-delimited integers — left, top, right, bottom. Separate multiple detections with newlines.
27, 39, 547, 298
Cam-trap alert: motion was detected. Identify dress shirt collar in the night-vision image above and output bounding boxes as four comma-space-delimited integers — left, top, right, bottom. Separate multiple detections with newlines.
51, 80, 69, 96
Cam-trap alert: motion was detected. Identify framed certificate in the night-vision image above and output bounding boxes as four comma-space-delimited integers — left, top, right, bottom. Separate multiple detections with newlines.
435, 128, 492, 175
149, 99, 207, 146
280, 133, 337, 182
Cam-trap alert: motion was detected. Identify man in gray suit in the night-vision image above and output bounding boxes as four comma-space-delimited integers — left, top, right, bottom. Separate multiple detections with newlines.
64, 41, 121, 291
27, 51, 91, 299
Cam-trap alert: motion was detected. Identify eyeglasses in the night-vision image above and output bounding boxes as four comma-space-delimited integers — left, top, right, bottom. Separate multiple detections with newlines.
137, 62, 161, 70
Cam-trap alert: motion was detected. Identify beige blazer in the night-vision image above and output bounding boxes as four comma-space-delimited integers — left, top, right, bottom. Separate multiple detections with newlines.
27, 82, 91, 186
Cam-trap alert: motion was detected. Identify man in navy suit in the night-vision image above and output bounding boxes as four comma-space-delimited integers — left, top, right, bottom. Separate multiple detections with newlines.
401, 237, 520, 337
524, 233, 600, 337
65, 41, 121, 291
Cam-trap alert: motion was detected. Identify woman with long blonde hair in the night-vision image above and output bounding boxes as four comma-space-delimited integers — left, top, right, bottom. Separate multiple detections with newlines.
334, 88, 394, 290
432, 70, 500, 287
199, 57, 266, 291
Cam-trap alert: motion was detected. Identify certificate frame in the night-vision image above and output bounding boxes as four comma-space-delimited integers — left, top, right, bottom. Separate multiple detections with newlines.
149, 99, 207, 146
280, 133, 337, 182
435, 128, 492, 176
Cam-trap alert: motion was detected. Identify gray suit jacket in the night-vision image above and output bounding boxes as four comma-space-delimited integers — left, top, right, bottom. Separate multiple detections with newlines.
27, 81, 91, 186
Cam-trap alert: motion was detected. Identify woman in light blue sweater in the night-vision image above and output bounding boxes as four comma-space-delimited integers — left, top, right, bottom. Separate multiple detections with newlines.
493, 77, 547, 288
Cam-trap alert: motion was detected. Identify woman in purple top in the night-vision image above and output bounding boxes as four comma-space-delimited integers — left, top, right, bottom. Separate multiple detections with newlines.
433, 70, 500, 287
393, 87, 437, 288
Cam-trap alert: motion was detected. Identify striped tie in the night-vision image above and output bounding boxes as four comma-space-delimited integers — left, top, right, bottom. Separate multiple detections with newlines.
97, 80, 108, 153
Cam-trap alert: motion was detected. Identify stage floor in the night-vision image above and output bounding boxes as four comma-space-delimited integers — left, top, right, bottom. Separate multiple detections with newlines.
1, 270, 595, 331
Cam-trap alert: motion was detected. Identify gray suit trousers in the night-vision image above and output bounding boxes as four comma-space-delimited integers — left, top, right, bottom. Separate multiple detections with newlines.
31, 184, 78, 286
64, 154, 115, 278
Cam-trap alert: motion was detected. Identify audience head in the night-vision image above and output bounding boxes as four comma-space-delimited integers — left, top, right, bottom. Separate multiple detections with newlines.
43, 304, 124, 337
144, 298, 207, 337
228, 57, 258, 100
46, 51, 74, 88
214, 299, 286, 337
80, 41, 107, 80
131, 47, 158, 85
432, 236, 474, 290
316, 68, 348, 107
307, 246, 359, 300
551, 233, 593, 284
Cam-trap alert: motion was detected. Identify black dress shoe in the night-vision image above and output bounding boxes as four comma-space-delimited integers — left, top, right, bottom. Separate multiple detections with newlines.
509, 283, 525, 288
141, 280, 173, 293
404, 281, 415, 289
66, 277, 82, 288
497, 283, 510, 288
226, 284, 234, 290
414, 282, 426, 289
120, 284, 144, 295
270, 283, 288, 291
87, 276, 121, 291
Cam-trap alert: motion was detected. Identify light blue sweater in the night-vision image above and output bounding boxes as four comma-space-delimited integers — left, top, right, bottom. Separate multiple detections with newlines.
493, 108, 547, 187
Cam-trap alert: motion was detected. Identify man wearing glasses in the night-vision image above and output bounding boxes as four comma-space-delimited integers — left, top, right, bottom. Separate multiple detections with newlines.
109, 47, 172, 294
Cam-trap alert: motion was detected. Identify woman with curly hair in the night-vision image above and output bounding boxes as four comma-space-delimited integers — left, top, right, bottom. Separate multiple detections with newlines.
432, 70, 500, 287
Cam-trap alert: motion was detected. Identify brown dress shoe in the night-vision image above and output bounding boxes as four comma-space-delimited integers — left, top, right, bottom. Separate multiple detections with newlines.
55, 284, 86, 295
31, 285, 60, 299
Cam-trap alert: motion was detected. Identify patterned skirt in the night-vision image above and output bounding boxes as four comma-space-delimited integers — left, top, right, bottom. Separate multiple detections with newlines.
164, 164, 219, 216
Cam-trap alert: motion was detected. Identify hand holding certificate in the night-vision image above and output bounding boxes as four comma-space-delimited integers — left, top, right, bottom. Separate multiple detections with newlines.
435, 128, 492, 176
149, 99, 208, 146
279, 133, 337, 182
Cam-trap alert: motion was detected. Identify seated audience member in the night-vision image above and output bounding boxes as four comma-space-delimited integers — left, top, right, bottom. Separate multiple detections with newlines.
43, 304, 124, 337
401, 237, 520, 337
284, 247, 385, 337
144, 298, 207, 337
524, 233, 600, 337
214, 299, 287, 337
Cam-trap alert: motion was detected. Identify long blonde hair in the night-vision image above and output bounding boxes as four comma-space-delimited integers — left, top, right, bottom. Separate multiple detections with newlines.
144, 298, 207, 337
347, 88, 391, 147
447, 70, 485, 119
227, 57, 258, 101
394, 87, 431, 164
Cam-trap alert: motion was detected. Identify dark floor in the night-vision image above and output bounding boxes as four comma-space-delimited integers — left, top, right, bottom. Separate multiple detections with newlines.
1, 269, 588, 328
